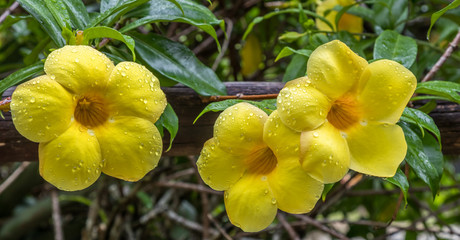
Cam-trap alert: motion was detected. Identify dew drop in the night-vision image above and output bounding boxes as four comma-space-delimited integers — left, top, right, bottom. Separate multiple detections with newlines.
313, 132, 319, 138
271, 198, 277, 204
30, 97, 36, 103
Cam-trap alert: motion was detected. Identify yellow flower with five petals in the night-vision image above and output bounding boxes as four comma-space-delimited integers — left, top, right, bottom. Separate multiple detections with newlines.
11, 45, 167, 191
316, 0, 363, 34
197, 102, 323, 232
277, 40, 416, 183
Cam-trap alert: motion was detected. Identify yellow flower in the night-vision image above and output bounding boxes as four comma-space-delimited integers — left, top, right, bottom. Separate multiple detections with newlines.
197, 102, 323, 232
277, 40, 416, 183
10, 45, 167, 191
316, 0, 363, 34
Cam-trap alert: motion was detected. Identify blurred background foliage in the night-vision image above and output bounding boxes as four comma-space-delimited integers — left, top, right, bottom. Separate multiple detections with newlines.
0, 0, 459, 239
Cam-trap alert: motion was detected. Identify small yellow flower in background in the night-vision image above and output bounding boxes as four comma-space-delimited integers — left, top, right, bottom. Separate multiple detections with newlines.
316, 0, 363, 34
277, 40, 416, 183
10, 45, 167, 191
197, 102, 323, 232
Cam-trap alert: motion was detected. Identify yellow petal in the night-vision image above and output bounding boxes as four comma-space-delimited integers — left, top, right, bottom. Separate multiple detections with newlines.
39, 123, 101, 191
316, 0, 362, 34
44, 45, 114, 94
225, 174, 277, 232
307, 40, 368, 99
95, 116, 162, 181
357, 60, 417, 124
268, 157, 323, 213
197, 138, 245, 191
241, 34, 263, 77
300, 121, 350, 183
11, 75, 73, 142
105, 62, 167, 123
214, 102, 267, 154
277, 77, 331, 132
338, 13, 363, 34
263, 110, 301, 159
347, 122, 407, 177
316, 0, 340, 31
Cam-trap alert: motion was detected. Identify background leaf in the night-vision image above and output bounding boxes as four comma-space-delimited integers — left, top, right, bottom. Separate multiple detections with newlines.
61, 0, 90, 29
82, 26, 136, 61
88, 0, 149, 28
282, 54, 308, 82
386, 169, 409, 205
427, 0, 460, 39
155, 104, 179, 151
0, 61, 44, 95
400, 107, 441, 144
132, 33, 226, 96
413, 81, 460, 104
374, 30, 417, 68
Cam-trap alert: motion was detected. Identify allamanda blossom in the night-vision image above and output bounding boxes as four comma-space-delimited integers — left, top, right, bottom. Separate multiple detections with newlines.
277, 40, 416, 183
197, 103, 323, 232
11, 45, 167, 191
316, 0, 363, 35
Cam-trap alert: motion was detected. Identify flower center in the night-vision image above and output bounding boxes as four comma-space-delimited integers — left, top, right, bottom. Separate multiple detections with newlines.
245, 147, 277, 175
327, 95, 361, 130
74, 94, 109, 127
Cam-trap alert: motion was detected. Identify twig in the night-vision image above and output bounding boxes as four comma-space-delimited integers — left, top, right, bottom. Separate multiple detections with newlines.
294, 215, 349, 240
165, 210, 219, 237
212, 18, 233, 70
0, 162, 30, 195
139, 189, 174, 224
201, 93, 278, 103
421, 28, 460, 82
0, 2, 19, 25
277, 212, 300, 240
154, 181, 221, 195
51, 188, 65, 240
207, 214, 233, 240
188, 156, 210, 240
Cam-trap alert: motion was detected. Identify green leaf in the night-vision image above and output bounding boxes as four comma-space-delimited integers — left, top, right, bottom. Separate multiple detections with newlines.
422, 130, 443, 179
61, 0, 90, 29
373, 30, 417, 68
386, 169, 409, 206
166, 0, 185, 15
278, 31, 307, 43
414, 81, 460, 104
399, 122, 440, 199
400, 107, 441, 145
17, 0, 66, 46
321, 183, 335, 202
194, 99, 277, 123
372, 0, 408, 34
24, 37, 51, 65
88, 0, 149, 28
132, 33, 226, 96
154, 104, 179, 152
120, 0, 223, 51
282, 54, 308, 82
0, 62, 44, 95
43, 0, 71, 30
275, 47, 311, 62
0, 15, 31, 31
82, 26, 136, 61
427, 0, 460, 39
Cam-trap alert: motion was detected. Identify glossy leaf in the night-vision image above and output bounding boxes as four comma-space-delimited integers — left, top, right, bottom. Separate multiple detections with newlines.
401, 107, 441, 144
155, 104, 179, 151
194, 99, 277, 123
43, 0, 71, 30
374, 30, 417, 68
413, 81, 460, 104
386, 169, 409, 206
17, 0, 66, 46
427, 0, 460, 39
275, 47, 311, 62
82, 26, 136, 61
132, 33, 226, 96
372, 0, 408, 33
61, 0, 90, 29
88, 0, 149, 28
120, 0, 223, 51
282, 54, 308, 82
0, 61, 44, 95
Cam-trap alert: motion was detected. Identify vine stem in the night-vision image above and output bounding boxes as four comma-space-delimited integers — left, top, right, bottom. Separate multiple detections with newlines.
202, 93, 278, 103
421, 28, 460, 83
0, 2, 19, 25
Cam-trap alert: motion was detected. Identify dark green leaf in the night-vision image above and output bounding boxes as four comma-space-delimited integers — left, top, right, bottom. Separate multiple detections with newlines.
120, 0, 223, 51
61, 0, 90, 29
372, 0, 408, 33
399, 122, 440, 199
24, 37, 51, 65
0, 61, 44, 95
321, 183, 335, 202
400, 107, 441, 144
82, 26, 136, 61
194, 99, 277, 123
0, 15, 31, 31
88, 0, 149, 28
17, 0, 66, 46
282, 54, 308, 82
422, 130, 443, 178
43, 0, 71, 30
386, 169, 409, 206
275, 47, 311, 62
155, 104, 178, 151
427, 0, 460, 39
414, 81, 460, 104
417, 100, 437, 114
132, 33, 226, 96
374, 30, 417, 68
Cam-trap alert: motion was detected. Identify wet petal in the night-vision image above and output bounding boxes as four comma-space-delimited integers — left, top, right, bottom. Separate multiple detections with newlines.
347, 122, 406, 177
225, 174, 277, 232
106, 62, 167, 123
300, 121, 350, 183
214, 102, 267, 154
268, 157, 323, 213
357, 60, 417, 124
307, 40, 368, 99
316, 0, 362, 34
277, 77, 331, 132
263, 110, 301, 159
95, 116, 162, 181
44, 45, 114, 94
197, 138, 245, 191
11, 75, 73, 142
39, 123, 101, 191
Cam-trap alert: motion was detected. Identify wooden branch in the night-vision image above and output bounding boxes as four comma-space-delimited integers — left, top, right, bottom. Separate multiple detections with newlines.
1, 82, 459, 163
